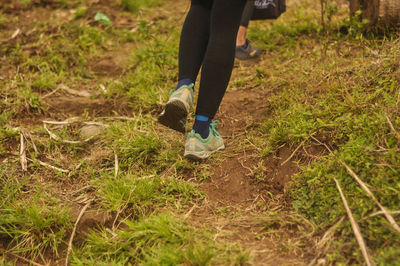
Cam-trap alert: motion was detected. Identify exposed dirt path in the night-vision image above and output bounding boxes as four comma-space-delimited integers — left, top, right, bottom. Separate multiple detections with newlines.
186, 64, 314, 265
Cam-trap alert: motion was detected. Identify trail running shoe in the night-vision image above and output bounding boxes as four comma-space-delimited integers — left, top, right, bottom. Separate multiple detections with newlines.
235, 39, 263, 61
184, 121, 225, 160
158, 83, 194, 133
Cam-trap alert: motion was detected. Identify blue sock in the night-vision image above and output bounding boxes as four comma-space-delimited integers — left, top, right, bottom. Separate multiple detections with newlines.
193, 115, 210, 139
176, 78, 194, 90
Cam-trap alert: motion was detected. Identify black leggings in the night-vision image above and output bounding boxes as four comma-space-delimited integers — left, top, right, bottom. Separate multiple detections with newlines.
178, 0, 246, 119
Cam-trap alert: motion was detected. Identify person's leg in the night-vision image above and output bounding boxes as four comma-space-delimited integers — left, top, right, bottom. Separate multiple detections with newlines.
178, 0, 213, 85
235, 0, 263, 60
236, 26, 248, 47
158, 0, 213, 133
184, 0, 247, 160
195, 0, 247, 121
237, 0, 254, 47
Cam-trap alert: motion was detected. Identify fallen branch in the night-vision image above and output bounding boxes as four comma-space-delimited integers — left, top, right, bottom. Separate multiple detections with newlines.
19, 133, 27, 171
341, 161, 400, 235
26, 158, 69, 173
65, 201, 91, 266
334, 178, 374, 266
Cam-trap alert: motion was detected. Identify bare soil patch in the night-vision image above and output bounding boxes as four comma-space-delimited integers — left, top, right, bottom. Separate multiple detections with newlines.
45, 95, 133, 118
188, 83, 313, 265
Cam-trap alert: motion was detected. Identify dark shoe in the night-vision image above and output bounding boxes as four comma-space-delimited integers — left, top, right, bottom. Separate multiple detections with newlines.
235, 40, 263, 61
158, 84, 194, 133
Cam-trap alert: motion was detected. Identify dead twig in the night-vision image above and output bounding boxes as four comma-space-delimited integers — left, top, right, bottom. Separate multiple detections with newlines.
83, 121, 109, 128
58, 84, 92, 98
341, 162, 400, 235
95, 116, 139, 121
65, 201, 91, 266
25, 132, 38, 153
316, 216, 345, 250
26, 158, 69, 173
41, 86, 61, 99
184, 204, 198, 219
112, 208, 123, 231
385, 114, 400, 140
281, 138, 307, 166
19, 133, 27, 171
370, 210, 400, 217
71, 185, 94, 195
310, 135, 333, 153
239, 160, 254, 177
114, 150, 119, 178
334, 178, 374, 266
10, 28, 21, 40
43, 117, 80, 125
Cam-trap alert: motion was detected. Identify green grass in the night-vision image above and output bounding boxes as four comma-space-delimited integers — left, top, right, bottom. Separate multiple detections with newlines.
72, 213, 248, 265
243, 1, 400, 263
0, 13, 7, 28
94, 171, 202, 216
121, 0, 163, 13
0, 171, 72, 259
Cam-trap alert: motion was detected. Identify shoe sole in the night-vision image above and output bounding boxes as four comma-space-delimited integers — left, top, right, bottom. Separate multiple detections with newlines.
184, 144, 225, 161
158, 100, 188, 133
235, 50, 264, 61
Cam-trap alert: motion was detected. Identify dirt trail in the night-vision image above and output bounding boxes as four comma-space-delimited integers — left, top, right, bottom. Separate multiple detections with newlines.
186, 69, 313, 265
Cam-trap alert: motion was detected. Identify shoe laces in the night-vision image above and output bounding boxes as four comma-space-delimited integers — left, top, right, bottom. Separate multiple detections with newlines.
210, 120, 221, 137
169, 83, 194, 95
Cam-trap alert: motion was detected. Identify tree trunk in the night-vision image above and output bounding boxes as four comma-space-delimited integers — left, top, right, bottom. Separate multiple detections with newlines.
380, 0, 400, 25
349, 0, 380, 25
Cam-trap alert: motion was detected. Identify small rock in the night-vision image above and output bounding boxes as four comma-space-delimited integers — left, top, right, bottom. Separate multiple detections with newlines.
80, 124, 103, 138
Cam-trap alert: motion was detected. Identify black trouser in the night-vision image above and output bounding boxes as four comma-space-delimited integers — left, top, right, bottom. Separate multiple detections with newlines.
178, 0, 246, 119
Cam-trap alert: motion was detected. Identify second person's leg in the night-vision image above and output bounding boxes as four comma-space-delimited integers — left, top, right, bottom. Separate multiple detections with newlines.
236, 0, 263, 60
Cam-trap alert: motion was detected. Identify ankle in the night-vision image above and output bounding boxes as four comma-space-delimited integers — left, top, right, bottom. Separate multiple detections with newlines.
236, 26, 247, 47
236, 39, 246, 47
193, 115, 210, 139
176, 78, 194, 90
